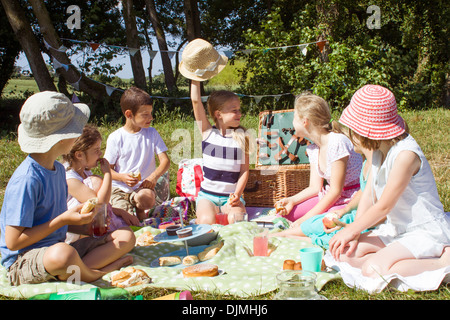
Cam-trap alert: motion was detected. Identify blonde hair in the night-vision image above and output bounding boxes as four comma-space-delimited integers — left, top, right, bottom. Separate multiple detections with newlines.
348, 123, 410, 150
294, 93, 342, 133
207, 90, 253, 155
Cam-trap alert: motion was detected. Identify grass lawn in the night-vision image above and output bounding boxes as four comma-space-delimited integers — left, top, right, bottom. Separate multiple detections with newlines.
0, 93, 448, 299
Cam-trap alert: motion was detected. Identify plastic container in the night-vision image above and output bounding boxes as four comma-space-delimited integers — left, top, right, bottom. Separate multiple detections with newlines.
274, 271, 326, 300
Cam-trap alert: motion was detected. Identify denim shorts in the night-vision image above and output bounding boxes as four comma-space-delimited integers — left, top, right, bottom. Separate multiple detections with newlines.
196, 190, 246, 208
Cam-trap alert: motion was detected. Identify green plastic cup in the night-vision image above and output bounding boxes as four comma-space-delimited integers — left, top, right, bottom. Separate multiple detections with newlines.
299, 247, 323, 272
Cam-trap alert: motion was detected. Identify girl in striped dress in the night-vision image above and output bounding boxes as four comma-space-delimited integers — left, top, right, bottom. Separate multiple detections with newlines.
190, 80, 252, 224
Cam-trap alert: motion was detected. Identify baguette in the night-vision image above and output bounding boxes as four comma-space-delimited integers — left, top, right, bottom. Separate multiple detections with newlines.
159, 256, 182, 266
80, 197, 98, 214
182, 255, 199, 266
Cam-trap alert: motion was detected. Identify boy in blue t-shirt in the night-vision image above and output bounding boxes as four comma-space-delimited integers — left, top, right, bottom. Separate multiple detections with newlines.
0, 91, 134, 286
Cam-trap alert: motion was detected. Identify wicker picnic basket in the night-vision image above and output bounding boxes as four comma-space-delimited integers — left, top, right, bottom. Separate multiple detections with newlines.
243, 109, 311, 207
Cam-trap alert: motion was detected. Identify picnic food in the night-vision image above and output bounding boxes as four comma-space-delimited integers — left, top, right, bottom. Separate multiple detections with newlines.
275, 202, 286, 215
182, 255, 199, 266
182, 263, 219, 278
159, 256, 182, 266
228, 193, 237, 204
129, 171, 141, 180
166, 225, 181, 236
282, 259, 302, 270
322, 212, 340, 229
176, 227, 193, 238
111, 266, 151, 288
80, 197, 98, 214
198, 241, 224, 261
136, 231, 159, 246
283, 259, 295, 270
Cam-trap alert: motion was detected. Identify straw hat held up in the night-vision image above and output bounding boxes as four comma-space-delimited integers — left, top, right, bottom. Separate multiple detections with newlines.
179, 38, 228, 81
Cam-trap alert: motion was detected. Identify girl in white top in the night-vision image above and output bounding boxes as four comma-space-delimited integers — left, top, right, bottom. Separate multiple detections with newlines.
270, 94, 363, 238
329, 85, 450, 278
63, 125, 139, 243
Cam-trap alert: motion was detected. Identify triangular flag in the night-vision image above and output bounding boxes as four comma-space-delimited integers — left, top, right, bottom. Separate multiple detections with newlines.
263, 48, 270, 54
166, 51, 176, 60
69, 76, 82, 91
128, 48, 139, 56
317, 41, 326, 53
149, 50, 158, 60
242, 49, 254, 55
299, 44, 308, 56
281, 46, 288, 52
253, 96, 263, 104
162, 97, 170, 103
274, 95, 282, 102
105, 85, 116, 96
223, 50, 233, 59
201, 96, 208, 103
90, 43, 100, 51
71, 93, 81, 103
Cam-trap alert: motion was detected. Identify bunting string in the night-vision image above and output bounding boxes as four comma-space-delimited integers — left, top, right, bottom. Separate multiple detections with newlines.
46, 37, 327, 98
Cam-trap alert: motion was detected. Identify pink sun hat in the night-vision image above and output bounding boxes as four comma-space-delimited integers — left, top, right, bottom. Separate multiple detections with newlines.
339, 84, 405, 140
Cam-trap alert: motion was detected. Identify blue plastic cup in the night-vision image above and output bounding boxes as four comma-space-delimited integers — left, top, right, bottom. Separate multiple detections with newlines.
299, 247, 323, 272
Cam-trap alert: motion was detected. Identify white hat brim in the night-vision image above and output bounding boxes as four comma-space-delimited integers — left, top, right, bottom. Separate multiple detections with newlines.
179, 54, 228, 81
18, 102, 90, 154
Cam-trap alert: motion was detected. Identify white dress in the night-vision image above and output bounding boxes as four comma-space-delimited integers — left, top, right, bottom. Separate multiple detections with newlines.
370, 135, 450, 258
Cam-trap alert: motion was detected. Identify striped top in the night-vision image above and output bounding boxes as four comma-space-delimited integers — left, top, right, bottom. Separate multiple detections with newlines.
200, 127, 244, 196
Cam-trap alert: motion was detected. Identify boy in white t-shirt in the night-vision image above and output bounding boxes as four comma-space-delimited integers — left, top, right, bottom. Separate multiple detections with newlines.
104, 87, 170, 221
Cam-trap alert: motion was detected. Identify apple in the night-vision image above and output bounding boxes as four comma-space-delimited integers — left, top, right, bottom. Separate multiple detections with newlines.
322, 212, 339, 229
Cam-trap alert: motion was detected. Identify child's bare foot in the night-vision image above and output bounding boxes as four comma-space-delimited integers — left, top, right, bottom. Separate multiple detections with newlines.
100, 255, 134, 274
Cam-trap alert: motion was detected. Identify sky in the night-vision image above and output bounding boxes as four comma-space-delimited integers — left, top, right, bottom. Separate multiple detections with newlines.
16, 46, 166, 80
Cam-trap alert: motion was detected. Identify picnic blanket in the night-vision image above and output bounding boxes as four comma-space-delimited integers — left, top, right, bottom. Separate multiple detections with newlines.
324, 251, 450, 294
0, 222, 341, 299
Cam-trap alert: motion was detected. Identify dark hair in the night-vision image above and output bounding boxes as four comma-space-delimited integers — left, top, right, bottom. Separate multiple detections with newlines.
120, 87, 153, 115
62, 124, 102, 169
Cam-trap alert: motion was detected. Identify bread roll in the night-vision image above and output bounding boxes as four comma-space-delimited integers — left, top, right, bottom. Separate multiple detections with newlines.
111, 266, 151, 288
129, 171, 141, 180
136, 231, 158, 246
182, 263, 219, 278
198, 241, 224, 261
198, 247, 220, 261
294, 262, 302, 270
283, 260, 295, 270
159, 256, 182, 266
182, 255, 199, 266
80, 197, 98, 214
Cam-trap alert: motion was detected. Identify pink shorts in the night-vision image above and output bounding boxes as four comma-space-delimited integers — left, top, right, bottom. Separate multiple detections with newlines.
282, 196, 347, 222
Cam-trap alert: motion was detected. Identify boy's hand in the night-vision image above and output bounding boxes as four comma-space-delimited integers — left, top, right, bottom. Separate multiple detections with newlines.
141, 177, 156, 190
61, 204, 96, 226
123, 173, 139, 187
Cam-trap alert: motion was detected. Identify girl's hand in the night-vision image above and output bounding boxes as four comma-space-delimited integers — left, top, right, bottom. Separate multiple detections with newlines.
328, 225, 360, 260
275, 198, 293, 216
228, 193, 241, 207
113, 207, 141, 226
98, 158, 111, 174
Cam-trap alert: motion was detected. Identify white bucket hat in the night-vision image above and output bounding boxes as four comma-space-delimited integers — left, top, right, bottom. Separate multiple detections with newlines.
179, 38, 228, 81
18, 91, 90, 153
